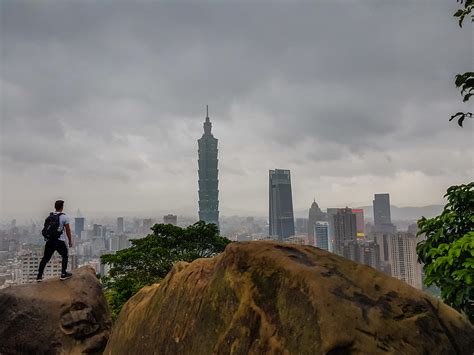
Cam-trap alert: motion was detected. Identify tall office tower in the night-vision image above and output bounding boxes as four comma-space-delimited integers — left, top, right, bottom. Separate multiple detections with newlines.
74, 217, 85, 238
333, 207, 357, 256
269, 169, 295, 241
117, 217, 124, 233
388, 232, 423, 289
314, 221, 329, 251
307, 199, 327, 245
373, 193, 396, 234
351, 209, 365, 239
198, 106, 219, 226
163, 214, 178, 226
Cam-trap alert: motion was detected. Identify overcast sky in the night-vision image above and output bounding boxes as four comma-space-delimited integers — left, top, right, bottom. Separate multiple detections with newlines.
1, 1, 473, 220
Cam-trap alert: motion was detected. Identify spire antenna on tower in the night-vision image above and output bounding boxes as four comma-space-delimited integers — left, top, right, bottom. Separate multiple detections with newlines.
206, 105, 209, 118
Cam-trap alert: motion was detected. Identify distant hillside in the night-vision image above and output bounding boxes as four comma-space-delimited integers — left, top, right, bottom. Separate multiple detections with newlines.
357, 205, 443, 222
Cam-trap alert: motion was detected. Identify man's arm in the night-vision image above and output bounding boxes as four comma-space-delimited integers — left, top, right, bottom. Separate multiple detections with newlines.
65, 224, 73, 247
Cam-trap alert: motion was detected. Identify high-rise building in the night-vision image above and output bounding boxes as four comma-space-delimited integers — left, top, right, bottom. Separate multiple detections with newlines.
198, 106, 219, 226
333, 207, 357, 256
307, 199, 327, 245
314, 221, 329, 251
352, 209, 365, 239
373, 193, 396, 234
269, 169, 295, 241
387, 232, 423, 289
74, 217, 85, 238
117, 217, 124, 233
163, 214, 178, 226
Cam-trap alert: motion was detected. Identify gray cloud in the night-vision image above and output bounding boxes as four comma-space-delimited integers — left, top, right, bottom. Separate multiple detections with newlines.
1, 0, 473, 219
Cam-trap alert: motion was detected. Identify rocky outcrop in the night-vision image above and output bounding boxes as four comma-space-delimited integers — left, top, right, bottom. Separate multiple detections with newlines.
106, 241, 474, 355
0, 266, 111, 354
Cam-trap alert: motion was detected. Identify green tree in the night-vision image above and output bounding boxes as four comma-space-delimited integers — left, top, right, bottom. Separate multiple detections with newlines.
450, 0, 473, 126
416, 182, 474, 323
101, 221, 230, 318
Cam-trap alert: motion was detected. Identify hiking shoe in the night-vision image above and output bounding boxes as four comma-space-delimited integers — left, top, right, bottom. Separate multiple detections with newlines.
60, 272, 72, 281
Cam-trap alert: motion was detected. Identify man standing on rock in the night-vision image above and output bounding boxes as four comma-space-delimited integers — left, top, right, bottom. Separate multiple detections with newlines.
37, 200, 73, 281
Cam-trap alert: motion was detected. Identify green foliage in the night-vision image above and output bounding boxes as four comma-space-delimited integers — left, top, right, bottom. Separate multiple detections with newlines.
451, 1, 473, 126
450, 71, 474, 126
417, 182, 474, 323
454, 0, 473, 27
101, 221, 231, 318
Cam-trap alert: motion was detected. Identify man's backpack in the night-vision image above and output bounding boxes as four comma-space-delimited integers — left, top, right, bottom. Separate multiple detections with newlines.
42, 213, 64, 240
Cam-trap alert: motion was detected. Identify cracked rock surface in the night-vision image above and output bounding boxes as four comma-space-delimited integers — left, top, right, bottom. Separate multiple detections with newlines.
0, 266, 111, 354
106, 241, 474, 355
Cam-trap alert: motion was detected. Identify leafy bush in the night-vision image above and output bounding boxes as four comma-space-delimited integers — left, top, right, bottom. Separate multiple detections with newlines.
417, 182, 474, 323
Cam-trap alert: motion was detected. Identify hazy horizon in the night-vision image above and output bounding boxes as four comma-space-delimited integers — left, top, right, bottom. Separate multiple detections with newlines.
1, 1, 473, 218
1, 202, 445, 226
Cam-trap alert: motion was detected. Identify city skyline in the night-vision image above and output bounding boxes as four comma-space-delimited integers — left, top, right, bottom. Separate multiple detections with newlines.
1, 2, 472, 218
2, 3, 470, 342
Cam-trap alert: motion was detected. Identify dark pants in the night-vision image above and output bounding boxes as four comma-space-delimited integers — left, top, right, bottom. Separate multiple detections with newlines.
37, 239, 68, 277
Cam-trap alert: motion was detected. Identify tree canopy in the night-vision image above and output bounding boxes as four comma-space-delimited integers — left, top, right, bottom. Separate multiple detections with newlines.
416, 182, 474, 323
101, 221, 231, 318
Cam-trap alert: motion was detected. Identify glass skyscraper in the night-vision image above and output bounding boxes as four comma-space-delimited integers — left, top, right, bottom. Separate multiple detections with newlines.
74, 217, 85, 238
198, 106, 219, 226
269, 169, 295, 241
315, 221, 329, 251
373, 193, 395, 233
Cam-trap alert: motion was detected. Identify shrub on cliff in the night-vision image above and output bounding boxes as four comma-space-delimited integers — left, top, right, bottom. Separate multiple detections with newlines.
417, 182, 474, 323
101, 221, 230, 318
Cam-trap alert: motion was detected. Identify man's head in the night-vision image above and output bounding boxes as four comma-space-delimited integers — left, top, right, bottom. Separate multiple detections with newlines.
54, 200, 64, 212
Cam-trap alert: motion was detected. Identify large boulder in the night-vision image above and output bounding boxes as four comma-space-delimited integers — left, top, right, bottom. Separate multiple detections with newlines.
0, 266, 111, 354
105, 241, 474, 354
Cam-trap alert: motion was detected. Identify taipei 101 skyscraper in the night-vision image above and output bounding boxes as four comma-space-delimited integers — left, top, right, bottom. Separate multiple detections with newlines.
197, 106, 219, 226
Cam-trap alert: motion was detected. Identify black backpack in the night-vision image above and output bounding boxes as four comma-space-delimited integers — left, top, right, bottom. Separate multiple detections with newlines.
42, 213, 64, 240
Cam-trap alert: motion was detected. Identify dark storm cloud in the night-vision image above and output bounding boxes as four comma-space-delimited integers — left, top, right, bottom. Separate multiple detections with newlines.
1, 0, 473, 217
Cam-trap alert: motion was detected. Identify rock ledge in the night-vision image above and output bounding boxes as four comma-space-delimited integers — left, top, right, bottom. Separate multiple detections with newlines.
106, 241, 474, 355
0, 266, 111, 354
